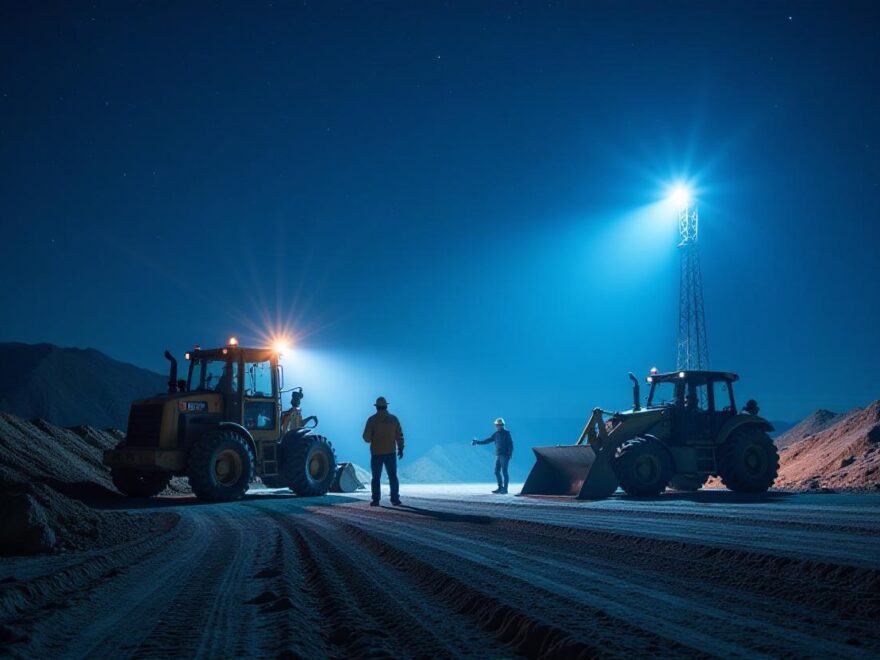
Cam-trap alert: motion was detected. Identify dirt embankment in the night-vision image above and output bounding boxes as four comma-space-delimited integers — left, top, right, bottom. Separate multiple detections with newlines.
774, 409, 844, 450
0, 414, 182, 556
775, 401, 880, 491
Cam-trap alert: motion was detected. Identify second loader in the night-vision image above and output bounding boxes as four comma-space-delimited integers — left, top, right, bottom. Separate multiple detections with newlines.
521, 370, 779, 499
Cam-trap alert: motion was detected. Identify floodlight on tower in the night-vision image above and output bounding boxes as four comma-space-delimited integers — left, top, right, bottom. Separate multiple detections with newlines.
666, 182, 709, 373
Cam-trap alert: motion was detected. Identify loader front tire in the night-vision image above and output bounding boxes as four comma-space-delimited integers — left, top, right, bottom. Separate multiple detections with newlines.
111, 467, 171, 498
187, 429, 254, 502
279, 433, 337, 497
614, 436, 673, 497
718, 426, 778, 493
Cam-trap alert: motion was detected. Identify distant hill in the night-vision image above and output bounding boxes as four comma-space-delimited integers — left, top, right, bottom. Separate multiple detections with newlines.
775, 402, 880, 491
774, 409, 844, 450
0, 343, 167, 430
399, 443, 533, 483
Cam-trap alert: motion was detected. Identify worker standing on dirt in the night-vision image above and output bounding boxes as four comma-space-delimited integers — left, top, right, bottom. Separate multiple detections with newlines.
363, 396, 404, 506
472, 418, 513, 494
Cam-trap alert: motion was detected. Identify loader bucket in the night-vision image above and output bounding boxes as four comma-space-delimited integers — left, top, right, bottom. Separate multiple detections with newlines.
331, 462, 365, 493
520, 445, 619, 499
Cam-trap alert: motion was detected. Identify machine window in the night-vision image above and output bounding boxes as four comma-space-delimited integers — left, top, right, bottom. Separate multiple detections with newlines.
191, 359, 236, 392
686, 383, 709, 411
716, 380, 734, 411
244, 360, 273, 397
649, 381, 678, 407
245, 401, 275, 430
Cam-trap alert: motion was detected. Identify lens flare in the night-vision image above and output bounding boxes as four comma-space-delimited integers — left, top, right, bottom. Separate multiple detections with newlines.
667, 183, 692, 208
272, 338, 291, 354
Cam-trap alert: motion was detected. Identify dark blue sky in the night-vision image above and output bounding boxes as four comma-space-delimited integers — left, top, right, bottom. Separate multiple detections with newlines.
1, 1, 878, 458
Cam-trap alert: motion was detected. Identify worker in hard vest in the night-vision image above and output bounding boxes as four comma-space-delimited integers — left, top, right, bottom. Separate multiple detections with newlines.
362, 396, 404, 506
472, 417, 514, 494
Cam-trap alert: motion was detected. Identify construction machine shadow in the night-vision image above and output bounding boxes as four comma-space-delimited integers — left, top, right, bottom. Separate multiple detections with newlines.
103, 341, 337, 502
521, 370, 779, 499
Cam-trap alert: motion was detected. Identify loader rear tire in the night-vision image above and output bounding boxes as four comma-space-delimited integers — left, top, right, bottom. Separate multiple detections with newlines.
111, 467, 171, 498
187, 429, 254, 502
718, 426, 778, 493
614, 436, 673, 497
279, 433, 337, 497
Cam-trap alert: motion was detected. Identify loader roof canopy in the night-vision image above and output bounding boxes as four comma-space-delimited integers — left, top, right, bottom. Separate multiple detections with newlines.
651, 370, 739, 384
190, 346, 275, 363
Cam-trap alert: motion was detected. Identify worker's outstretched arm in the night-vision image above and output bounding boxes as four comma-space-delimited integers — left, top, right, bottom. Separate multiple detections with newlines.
473, 436, 494, 445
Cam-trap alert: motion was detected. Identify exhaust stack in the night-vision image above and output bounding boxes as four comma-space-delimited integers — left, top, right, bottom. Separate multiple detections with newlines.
164, 350, 178, 394
629, 372, 640, 411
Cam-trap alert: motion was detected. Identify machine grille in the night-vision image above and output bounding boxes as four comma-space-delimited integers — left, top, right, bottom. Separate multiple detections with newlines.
125, 404, 163, 448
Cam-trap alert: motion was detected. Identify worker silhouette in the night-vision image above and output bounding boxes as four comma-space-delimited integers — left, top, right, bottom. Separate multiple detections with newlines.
472, 417, 514, 494
362, 396, 404, 506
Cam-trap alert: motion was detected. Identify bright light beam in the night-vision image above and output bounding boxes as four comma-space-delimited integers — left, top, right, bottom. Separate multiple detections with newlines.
272, 337, 292, 355
667, 183, 693, 208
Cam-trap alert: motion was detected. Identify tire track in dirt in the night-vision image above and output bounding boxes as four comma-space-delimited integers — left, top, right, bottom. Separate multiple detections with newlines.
132, 508, 253, 659
54, 508, 248, 659
487, 516, 880, 621
317, 503, 879, 656
0, 514, 179, 623
4, 492, 878, 658
394, 496, 880, 568
258, 505, 510, 658
308, 504, 696, 658
239, 521, 330, 659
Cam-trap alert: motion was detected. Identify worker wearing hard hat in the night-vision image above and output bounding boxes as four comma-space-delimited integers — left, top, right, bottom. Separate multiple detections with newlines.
472, 418, 514, 494
363, 396, 405, 506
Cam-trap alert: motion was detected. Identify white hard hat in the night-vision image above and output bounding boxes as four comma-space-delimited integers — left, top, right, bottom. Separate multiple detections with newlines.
494, 417, 505, 426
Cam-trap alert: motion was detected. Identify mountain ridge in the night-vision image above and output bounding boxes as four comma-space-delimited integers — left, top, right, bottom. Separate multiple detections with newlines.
0, 342, 167, 430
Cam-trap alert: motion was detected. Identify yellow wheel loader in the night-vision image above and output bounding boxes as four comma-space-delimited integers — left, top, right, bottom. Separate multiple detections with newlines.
102, 339, 337, 502
521, 370, 778, 499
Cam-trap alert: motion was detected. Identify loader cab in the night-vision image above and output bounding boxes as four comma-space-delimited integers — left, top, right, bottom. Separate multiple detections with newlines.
186, 345, 282, 440
647, 371, 739, 444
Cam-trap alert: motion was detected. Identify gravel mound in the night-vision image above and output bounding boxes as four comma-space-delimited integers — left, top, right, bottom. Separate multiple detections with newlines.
0, 413, 188, 498
0, 480, 175, 556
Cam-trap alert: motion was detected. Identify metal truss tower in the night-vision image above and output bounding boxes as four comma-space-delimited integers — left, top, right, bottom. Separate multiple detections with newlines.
676, 205, 710, 371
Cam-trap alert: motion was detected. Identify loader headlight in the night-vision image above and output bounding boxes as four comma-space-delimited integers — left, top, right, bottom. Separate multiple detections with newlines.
678, 371, 686, 378
272, 338, 291, 354
646, 376, 653, 383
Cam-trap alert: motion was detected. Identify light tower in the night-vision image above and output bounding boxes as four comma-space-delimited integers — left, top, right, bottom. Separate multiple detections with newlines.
670, 185, 709, 372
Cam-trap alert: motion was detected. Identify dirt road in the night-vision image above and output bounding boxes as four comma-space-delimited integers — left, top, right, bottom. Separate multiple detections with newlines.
2, 485, 879, 658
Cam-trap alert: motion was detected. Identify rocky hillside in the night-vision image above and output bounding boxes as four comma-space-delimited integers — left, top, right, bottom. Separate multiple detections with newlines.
0, 413, 184, 555
0, 413, 187, 497
774, 409, 845, 450
775, 402, 880, 491
0, 342, 167, 430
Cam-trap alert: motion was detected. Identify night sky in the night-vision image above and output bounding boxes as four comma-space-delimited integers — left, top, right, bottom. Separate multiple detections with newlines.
2, 2, 878, 458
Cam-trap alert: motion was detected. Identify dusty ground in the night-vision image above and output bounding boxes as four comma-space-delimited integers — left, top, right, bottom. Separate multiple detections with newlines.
1, 484, 878, 658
